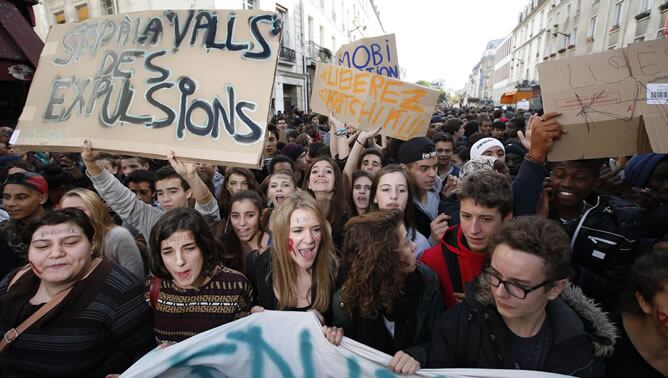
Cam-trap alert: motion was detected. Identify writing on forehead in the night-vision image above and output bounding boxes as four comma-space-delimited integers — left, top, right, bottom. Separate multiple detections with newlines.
166, 232, 194, 243
34, 227, 81, 239
294, 215, 312, 225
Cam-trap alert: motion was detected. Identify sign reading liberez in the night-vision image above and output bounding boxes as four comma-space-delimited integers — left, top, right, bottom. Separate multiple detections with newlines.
310, 62, 439, 140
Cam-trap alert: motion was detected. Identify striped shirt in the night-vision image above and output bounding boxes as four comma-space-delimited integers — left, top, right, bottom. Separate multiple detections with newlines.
146, 265, 253, 343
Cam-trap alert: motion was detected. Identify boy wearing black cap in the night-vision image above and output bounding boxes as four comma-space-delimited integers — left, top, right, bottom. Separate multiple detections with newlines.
398, 137, 444, 240
0, 172, 49, 264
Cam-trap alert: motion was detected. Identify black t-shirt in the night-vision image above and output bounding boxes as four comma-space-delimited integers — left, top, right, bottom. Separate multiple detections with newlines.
605, 325, 665, 378
504, 314, 553, 371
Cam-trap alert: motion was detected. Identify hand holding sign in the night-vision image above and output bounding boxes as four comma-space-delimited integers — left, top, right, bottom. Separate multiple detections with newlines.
81, 140, 103, 177
167, 151, 197, 181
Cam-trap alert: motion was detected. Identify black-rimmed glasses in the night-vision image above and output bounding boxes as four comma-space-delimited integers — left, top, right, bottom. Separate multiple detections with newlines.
483, 268, 552, 300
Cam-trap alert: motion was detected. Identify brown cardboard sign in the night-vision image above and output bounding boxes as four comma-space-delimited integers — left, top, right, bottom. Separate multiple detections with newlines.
310, 62, 439, 140
335, 33, 399, 78
13, 9, 282, 168
537, 38, 668, 161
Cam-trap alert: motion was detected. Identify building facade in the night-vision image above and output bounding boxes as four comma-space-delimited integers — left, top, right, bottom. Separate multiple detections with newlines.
463, 38, 503, 105
33, 0, 385, 114
468, 0, 667, 106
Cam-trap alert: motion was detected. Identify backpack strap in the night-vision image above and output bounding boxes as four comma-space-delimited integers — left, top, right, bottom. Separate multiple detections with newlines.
149, 277, 161, 310
443, 247, 463, 293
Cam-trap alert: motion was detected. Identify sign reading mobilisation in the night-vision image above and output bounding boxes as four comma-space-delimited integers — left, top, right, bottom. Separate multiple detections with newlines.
335, 33, 399, 78
310, 62, 439, 140
14, 9, 282, 168
537, 38, 668, 161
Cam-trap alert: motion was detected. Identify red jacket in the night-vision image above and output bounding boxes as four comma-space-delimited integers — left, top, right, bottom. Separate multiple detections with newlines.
419, 225, 488, 308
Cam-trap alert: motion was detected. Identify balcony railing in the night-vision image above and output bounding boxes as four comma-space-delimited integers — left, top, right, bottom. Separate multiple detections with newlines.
279, 45, 296, 63
306, 41, 332, 64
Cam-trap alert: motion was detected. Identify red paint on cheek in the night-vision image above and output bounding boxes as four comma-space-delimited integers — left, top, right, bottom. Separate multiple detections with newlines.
288, 238, 295, 253
656, 309, 668, 330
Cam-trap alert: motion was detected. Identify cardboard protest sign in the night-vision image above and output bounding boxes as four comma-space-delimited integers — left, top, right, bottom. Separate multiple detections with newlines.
310, 62, 439, 140
537, 38, 668, 161
336, 33, 399, 78
13, 9, 282, 168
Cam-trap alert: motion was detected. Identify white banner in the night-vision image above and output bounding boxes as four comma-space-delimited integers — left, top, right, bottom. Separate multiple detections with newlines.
121, 311, 571, 378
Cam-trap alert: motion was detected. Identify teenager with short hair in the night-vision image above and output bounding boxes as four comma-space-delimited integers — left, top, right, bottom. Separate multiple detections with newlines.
0, 172, 48, 265
432, 133, 460, 181
429, 216, 616, 377
126, 170, 156, 205
547, 159, 643, 311
421, 170, 513, 308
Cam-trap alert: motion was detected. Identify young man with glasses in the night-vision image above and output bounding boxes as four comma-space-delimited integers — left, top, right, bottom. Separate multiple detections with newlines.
428, 216, 616, 377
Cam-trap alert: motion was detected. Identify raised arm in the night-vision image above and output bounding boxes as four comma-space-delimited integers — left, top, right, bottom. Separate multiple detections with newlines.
167, 151, 220, 223
342, 126, 382, 183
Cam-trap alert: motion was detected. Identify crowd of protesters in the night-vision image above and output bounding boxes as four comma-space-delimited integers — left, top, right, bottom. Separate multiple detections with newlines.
0, 105, 666, 377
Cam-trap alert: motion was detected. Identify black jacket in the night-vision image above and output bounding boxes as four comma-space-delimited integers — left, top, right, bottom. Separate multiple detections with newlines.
332, 263, 443, 367
550, 192, 644, 311
428, 276, 617, 377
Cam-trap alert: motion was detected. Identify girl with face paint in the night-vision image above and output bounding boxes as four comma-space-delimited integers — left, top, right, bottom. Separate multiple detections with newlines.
245, 191, 341, 343
606, 251, 668, 377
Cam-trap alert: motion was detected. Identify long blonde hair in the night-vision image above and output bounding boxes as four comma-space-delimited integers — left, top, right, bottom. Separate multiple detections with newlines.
61, 188, 114, 256
269, 191, 337, 312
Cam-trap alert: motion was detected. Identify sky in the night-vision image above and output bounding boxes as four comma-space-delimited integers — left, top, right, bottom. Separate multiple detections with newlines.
380, 0, 528, 90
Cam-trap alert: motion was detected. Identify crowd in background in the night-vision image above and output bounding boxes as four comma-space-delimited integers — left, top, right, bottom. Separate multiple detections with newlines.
0, 104, 666, 377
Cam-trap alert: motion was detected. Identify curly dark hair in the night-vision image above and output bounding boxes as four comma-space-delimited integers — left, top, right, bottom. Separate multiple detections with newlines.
341, 209, 407, 318
149, 208, 224, 280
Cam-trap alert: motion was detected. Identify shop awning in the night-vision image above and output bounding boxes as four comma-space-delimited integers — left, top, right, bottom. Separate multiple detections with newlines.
500, 90, 533, 104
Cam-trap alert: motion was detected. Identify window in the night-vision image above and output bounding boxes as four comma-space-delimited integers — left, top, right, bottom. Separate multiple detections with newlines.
539, 10, 544, 27
332, 36, 336, 51
332, 0, 336, 21
588, 15, 598, 38
575, 0, 581, 14
567, 4, 571, 18
530, 19, 534, 36
319, 25, 324, 47
613, 1, 623, 27
76, 4, 89, 21
308, 16, 314, 42
640, 0, 651, 12
242, 0, 255, 10
102, 0, 115, 15
54, 11, 65, 24
569, 27, 577, 46
277, 5, 291, 48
